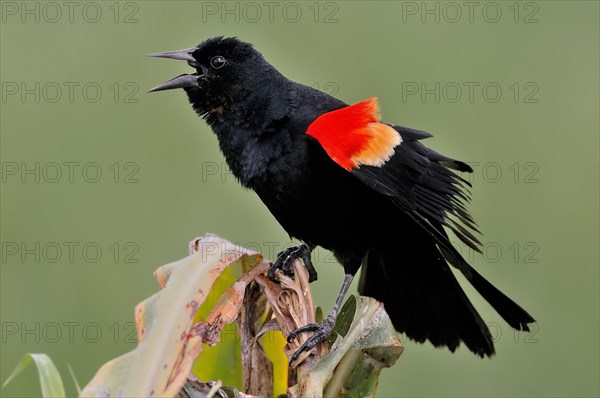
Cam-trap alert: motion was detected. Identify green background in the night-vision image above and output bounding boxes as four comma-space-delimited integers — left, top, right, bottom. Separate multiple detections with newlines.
1, 1, 598, 397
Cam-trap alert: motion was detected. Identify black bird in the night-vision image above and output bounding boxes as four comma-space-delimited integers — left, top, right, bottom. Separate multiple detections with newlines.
149, 36, 535, 362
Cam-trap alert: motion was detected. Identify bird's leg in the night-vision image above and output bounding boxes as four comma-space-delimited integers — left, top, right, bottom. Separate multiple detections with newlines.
287, 273, 354, 365
268, 242, 317, 283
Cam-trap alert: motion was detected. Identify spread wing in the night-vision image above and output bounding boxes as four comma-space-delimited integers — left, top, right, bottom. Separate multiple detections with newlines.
306, 98, 481, 271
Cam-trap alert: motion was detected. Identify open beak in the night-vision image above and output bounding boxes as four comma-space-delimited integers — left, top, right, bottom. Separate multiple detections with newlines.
147, 47, 202, 92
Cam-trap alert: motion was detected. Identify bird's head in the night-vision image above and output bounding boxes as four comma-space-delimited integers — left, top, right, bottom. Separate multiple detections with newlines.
148, 36, 277, 118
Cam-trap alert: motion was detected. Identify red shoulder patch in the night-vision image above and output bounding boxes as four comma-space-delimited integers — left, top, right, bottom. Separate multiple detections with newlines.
306, 98, 402, 171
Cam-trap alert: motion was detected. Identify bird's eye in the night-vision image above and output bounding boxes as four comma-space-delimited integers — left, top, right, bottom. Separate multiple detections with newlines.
210, 56, 226, 69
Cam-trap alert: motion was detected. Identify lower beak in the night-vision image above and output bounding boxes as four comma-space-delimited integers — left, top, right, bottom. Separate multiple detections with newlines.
147, 74, 200, 93
147, 47, 201, 92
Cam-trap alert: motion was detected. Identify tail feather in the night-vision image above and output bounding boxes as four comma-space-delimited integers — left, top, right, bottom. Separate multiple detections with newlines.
358, 236, 535, 357
465, 266, 535, 331
359, 245, 495, 357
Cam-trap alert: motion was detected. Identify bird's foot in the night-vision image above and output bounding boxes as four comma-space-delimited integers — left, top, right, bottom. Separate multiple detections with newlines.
287, 314, 336, 365
268, 243, 317, 283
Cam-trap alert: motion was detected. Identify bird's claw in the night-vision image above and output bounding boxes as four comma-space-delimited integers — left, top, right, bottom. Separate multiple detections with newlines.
287, 314, 336, 365
268, 243, 317, 283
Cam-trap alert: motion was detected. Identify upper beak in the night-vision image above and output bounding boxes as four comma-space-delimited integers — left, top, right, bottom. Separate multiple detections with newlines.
147, 47, 202, 93
147, 48, 197, 62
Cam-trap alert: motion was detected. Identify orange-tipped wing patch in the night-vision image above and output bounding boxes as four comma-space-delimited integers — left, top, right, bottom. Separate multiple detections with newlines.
306, 98, 402, 171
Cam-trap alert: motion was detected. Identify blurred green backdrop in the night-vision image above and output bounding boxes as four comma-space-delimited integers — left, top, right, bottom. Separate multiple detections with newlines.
1, 1, 598, 397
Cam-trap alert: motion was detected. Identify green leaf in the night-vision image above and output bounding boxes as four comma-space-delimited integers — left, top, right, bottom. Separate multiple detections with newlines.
291, 295, 403, 398
80, 235, 263, 398
192, 266, 243, 389
67, 364, 81, 395
2, 353, 65, 398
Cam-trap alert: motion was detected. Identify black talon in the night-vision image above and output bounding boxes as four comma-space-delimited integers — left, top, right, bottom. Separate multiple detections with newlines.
268, 243, 317, 283
287, 323, 321, 343
287, 273, 355, 365
288, 315, 336, 364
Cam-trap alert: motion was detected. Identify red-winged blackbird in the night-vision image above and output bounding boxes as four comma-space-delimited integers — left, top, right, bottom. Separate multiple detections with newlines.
149, 36, 535, 362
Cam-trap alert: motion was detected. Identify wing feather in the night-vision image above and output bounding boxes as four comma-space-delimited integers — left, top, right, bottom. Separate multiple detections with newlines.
350, 124, 482, 265
305, 99, 480, 267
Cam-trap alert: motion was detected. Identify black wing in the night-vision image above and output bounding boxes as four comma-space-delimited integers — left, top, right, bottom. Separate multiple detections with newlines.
351, 125, 481, 273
